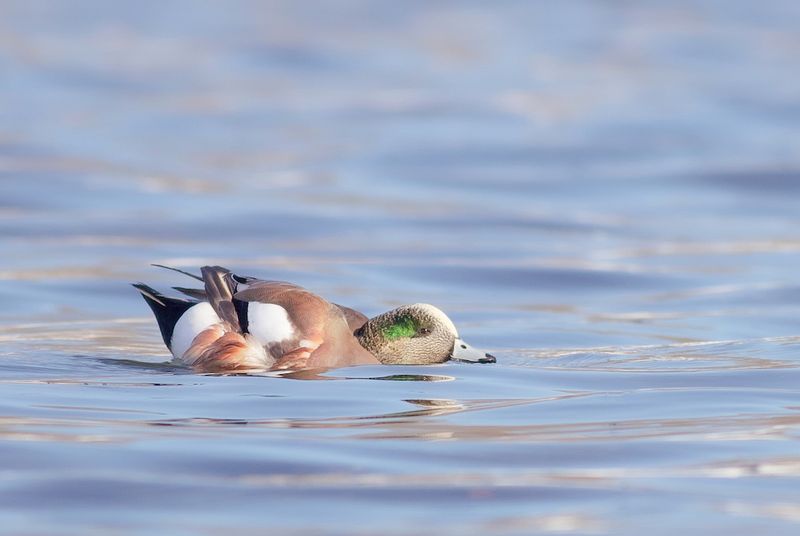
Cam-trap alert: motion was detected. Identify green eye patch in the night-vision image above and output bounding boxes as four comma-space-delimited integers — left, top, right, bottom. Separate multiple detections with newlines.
382, 315, 419, 340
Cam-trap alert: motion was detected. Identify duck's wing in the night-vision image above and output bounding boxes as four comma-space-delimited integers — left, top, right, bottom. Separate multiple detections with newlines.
163, 269, 331, 366
172, 285, 367, 332
199, 266, 242, 332
138, 265, 376, 371
233, 280, 330, 348
233, 280, 376, 370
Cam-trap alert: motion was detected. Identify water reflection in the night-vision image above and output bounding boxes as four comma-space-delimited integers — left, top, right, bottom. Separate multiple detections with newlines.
360, 374, 455, 382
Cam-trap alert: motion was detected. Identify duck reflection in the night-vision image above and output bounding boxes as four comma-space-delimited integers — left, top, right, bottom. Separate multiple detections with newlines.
276, 370, 457, 381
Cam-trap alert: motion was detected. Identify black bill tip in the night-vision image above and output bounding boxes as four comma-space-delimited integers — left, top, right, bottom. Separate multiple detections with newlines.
478, 353, 496, 364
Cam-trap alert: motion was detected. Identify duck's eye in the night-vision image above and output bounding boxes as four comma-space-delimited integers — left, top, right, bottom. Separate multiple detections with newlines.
416, 327, 431, 337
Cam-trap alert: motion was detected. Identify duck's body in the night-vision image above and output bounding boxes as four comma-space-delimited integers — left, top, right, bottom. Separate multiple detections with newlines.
134, 265, 494, 372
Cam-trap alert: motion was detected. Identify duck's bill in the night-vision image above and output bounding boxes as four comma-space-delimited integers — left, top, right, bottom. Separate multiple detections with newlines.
450, 339, 496, 364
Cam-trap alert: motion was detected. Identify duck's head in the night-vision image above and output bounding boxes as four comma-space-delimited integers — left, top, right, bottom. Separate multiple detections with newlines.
355, 303, 495, 365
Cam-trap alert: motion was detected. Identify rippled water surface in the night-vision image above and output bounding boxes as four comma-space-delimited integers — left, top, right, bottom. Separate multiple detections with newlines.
2, 1, 800, 534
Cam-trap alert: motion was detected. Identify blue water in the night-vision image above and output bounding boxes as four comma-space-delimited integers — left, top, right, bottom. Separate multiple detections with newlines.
2, 1, 800, 534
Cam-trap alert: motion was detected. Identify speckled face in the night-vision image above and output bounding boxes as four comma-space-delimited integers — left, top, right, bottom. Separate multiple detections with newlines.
360, 304, 493, 365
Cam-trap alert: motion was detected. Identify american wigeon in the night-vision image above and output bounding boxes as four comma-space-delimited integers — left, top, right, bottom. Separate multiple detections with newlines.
133, 265, 495, 372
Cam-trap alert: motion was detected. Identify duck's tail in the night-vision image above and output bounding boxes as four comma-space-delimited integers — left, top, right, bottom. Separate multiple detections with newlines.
135, 265, 246, 359
132, 283, 198, 351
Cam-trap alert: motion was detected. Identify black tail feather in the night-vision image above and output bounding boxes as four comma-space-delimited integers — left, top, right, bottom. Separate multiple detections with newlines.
151, 264, 203, 281
132, 283, 197, 349
173, 286, 208, 300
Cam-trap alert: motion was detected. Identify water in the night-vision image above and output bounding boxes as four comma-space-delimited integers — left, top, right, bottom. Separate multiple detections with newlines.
2, 1, 800, 534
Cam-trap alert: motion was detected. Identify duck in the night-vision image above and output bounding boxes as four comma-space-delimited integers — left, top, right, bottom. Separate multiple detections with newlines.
133, 265, 495, 372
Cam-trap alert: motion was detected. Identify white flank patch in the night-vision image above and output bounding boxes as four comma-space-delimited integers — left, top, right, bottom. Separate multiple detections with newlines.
414, 303, 459, 337
247, 302, 296, 346
170, 302, 221, 359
